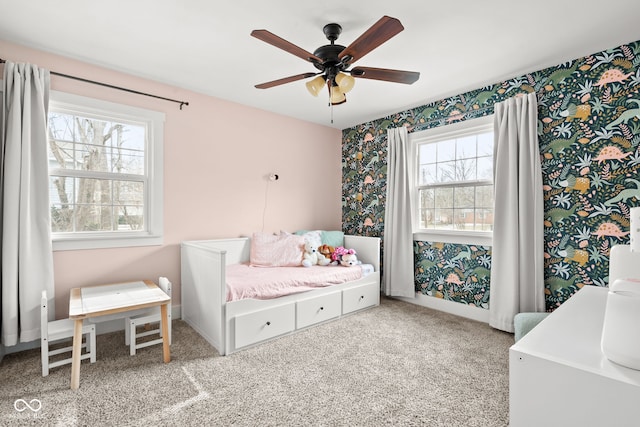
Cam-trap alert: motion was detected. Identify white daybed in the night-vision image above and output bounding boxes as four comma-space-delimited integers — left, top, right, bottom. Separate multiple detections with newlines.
181, 235, 380, 355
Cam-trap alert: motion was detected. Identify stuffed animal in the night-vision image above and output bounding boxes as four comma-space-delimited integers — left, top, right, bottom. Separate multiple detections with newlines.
318, 244, 335, 265
302, 241, 329, 267
332, 246, 357, 266
340, 252, 360, 267
331, 246, 348, 262
316, 251, 331, 266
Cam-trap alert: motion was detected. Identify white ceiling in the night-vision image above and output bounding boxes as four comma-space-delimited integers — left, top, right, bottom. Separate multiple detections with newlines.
1, 0, 640, 129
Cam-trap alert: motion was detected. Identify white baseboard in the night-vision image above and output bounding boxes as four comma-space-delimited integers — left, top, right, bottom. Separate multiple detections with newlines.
395, 293, 490, 323
3, 305, 181, 356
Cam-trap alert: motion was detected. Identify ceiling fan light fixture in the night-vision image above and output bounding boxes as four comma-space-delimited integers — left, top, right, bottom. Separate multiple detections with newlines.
305, 75, 325, 97
330, 84, 346, 105
335, 72, 355, 93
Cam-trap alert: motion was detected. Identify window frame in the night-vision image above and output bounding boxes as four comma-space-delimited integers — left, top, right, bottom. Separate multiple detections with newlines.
411, 115, 494, 246
48, 91, 164, 251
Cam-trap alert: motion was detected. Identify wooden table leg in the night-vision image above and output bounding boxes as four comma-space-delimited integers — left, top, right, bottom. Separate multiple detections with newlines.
70, 319, 84, 390
160, 303, 171, 363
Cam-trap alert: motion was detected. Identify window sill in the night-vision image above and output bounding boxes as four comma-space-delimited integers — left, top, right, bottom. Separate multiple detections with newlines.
52, 234, 163, 251
413, 230, 492, 246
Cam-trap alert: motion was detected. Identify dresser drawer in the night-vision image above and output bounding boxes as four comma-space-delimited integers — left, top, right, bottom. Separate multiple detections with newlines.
342, 282, 379, 314
296, 291, 341, 328
234, 303, 295, 349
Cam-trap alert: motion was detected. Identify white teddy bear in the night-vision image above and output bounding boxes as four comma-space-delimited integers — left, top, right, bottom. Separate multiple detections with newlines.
302, 241, 330, 267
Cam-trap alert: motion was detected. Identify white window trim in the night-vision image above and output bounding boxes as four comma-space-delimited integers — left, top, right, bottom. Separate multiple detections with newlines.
410, 115, 494, 246
49, 91, 165, 251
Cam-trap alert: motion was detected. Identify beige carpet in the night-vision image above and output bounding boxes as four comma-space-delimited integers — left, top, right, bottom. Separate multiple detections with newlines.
0, 297, 513, 426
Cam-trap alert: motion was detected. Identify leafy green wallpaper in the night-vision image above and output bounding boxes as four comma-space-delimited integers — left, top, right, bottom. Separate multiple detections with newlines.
342, 40, 640, 311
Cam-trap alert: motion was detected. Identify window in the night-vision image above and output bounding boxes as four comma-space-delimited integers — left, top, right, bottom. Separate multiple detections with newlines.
412, 116, 494, 243
48, 92, 164, 250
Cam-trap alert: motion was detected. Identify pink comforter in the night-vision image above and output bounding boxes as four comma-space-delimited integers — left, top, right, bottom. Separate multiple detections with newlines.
225, 264, 364, 302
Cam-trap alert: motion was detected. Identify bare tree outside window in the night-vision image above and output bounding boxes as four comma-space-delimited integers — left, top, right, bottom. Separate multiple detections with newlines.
417, 130, 494, 232
48, 113, 146, 234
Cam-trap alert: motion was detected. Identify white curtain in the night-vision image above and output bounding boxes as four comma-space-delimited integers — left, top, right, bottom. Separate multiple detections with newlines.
383, 127, 415, 297
490, 92, 544, 332
1, 61, 54, 346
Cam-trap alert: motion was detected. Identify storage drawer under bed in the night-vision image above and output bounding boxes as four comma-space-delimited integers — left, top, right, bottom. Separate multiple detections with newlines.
296, 291, 341, 329
234, 303, 295, 349
342, 282, 379, 314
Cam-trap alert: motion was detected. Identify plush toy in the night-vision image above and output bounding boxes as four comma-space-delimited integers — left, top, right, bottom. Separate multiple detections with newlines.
302, 241, 319, 267
331, 246, 347, 262
302, 241, 330, 267
316, 251, 331, 266
332, 246, 358, 266
340, 252, 360, 267
318, 244, 335, 265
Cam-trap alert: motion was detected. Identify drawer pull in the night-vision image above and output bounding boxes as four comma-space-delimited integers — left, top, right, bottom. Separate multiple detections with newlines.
266, 321, 271, 326
360, 295, 365, 300
320, 306, 324, 310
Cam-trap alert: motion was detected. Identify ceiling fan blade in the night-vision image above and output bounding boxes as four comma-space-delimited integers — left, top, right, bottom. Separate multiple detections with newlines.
338, 16, 404, 64
251, 29, 323, 64
255, 72, 318, 89
351, 67, 420, 84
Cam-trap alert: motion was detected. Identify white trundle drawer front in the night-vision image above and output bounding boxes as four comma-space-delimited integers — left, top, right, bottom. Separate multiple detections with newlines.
296, 291, 341, 328
342, 282, 379, 314
234, 304, 295, 349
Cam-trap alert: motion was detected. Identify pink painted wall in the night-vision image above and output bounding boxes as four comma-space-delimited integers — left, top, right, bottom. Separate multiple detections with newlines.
0, 40, 343, 319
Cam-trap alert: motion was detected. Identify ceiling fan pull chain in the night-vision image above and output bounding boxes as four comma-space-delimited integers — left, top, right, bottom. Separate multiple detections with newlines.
330, 100, 334, 124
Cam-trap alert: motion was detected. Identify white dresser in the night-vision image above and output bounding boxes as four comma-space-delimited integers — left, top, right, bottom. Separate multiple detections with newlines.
509, 285, 640, 427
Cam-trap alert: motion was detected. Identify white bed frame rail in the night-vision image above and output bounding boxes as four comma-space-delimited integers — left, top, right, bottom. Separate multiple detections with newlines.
181, 235, 381, 355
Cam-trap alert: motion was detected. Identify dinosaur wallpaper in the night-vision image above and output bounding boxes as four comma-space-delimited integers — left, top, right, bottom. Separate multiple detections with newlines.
342, 39, 640, 311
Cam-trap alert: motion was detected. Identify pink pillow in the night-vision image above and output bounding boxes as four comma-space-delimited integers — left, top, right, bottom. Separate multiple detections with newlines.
250, 232, 304, 267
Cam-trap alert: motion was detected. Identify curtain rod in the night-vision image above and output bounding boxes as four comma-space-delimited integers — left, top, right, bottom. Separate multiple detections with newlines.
409, 90, 544, 133
0, 58, 189, 110
409, 104, 494, 133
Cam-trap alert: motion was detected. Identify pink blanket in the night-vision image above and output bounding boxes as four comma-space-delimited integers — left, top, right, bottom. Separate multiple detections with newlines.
226, 264, 364, 302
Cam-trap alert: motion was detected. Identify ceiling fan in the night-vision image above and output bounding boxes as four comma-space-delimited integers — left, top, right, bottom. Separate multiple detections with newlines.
251, 15, 420, 106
